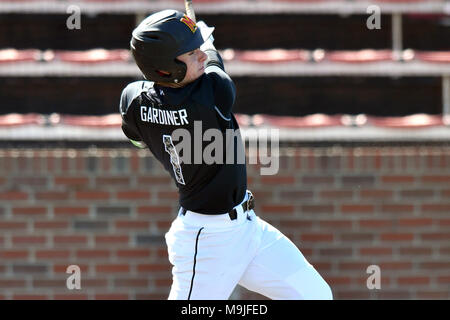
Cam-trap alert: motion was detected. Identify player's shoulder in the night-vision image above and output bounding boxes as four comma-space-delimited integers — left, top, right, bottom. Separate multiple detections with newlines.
201, 66, 236, 116
203, 66, 235, 95
121, 80, 153, 99
120, 80, 153, 114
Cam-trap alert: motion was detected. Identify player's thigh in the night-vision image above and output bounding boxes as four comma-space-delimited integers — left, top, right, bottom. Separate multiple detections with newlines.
168, 264, 243, 300
238, 218, 333, 300
166, 219, 258, 300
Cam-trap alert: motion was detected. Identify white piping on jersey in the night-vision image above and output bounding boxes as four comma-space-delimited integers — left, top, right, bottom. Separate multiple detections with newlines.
163, 135, 186, 185
214, 106, 231, 121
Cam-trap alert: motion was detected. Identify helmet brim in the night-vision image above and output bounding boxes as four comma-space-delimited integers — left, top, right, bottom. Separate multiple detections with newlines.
176, 26, 214, 57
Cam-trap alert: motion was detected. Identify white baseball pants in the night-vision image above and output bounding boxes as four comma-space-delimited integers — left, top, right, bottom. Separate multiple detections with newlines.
165, 192, 333, 300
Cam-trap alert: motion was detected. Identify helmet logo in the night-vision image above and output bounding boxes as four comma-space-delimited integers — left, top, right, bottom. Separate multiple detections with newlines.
180, 14, 197, 33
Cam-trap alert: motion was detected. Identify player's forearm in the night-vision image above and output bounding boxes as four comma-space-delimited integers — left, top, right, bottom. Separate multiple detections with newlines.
204, 48, 225, 71
197, 21, 225, 71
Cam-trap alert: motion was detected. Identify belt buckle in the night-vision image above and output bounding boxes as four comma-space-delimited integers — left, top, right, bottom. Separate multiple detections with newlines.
229, 209, 237, 220
230, 192, 255, 220
247, 193, 255, 211
243, 199, 249, 212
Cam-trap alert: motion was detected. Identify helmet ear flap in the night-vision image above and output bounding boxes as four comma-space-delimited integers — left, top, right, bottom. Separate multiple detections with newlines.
155, 68, 183, 84
156, 70, 171, 77
172, 59, 187, 84
131, 47, 187, 83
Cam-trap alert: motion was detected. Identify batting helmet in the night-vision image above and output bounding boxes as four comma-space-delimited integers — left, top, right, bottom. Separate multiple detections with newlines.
130, 9, 213, 83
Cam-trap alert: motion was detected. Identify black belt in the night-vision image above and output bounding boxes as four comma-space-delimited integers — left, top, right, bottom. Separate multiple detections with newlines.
181, 191, 255, 220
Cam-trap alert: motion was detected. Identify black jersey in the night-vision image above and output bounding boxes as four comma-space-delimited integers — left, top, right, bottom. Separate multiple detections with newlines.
119, 53, 247, 214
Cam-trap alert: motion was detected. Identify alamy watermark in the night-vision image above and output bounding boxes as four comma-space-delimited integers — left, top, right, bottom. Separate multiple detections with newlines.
66, 5, 81, 30
366, 5, 381, 30
66, 265, 81, 290
366, 264, 381, 290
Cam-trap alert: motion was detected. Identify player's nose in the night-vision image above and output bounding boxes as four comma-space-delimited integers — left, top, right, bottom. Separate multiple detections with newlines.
198, 50, 207, 63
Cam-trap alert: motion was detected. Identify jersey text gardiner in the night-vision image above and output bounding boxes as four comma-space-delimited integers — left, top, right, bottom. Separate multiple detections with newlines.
140, 106, 189, 126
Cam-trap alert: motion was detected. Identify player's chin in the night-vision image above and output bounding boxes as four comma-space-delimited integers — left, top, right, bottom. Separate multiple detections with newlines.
192, 68, 205, 81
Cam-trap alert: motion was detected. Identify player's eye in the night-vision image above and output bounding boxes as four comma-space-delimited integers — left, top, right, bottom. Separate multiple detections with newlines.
188, 50, 195, 56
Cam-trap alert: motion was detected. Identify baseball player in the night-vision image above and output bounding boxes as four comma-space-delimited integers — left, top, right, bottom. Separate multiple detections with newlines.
119, 9, 332, 300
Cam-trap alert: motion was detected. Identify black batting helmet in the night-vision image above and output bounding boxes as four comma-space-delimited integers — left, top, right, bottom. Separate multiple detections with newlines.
130, 9, 212, 83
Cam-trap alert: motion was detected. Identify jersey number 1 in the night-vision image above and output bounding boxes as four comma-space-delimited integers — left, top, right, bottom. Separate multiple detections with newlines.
163, 135, 186, 185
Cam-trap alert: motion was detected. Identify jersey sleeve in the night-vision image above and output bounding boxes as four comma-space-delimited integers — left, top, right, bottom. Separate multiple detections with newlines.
119, 81, 145, 141
204, 51, 236, 120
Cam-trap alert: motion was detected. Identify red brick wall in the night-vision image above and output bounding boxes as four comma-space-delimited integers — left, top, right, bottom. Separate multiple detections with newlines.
0, 146, 449, 300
